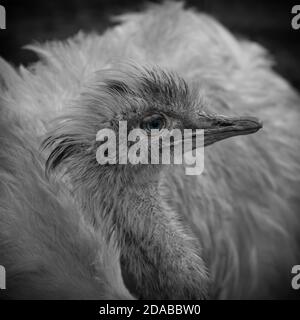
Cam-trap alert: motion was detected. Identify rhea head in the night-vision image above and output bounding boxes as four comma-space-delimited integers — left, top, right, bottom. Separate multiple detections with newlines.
44, 65, 262, 188
43, 65, 262, 299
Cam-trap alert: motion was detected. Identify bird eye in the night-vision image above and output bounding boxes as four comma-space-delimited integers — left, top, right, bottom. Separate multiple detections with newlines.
141, 114, 166, 132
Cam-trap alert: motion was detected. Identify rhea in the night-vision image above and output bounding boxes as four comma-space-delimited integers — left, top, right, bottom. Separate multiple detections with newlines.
42, 67, 262, 299
0, 2, 299, 299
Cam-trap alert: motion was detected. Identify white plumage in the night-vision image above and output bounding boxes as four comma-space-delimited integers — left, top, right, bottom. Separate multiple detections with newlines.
0, 2, 299, 299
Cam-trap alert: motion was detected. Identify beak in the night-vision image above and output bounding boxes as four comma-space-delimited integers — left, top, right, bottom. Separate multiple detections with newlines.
194, 114, 263, 147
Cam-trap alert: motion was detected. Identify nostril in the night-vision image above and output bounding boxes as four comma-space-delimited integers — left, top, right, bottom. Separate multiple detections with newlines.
214, 120, 233, 127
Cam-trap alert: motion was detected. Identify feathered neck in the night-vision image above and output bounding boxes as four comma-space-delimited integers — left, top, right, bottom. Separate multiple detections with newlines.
72, 167, 209, 299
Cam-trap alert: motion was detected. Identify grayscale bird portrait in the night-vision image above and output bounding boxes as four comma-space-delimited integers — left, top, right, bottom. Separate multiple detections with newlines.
0, 0, 299, 306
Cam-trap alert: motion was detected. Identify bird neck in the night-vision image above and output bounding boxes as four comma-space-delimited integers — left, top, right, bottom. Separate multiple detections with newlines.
89, 174, 208, 299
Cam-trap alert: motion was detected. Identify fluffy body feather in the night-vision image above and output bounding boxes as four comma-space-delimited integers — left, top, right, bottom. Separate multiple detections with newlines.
0, 100, 133, 299
0, 2, 299, 299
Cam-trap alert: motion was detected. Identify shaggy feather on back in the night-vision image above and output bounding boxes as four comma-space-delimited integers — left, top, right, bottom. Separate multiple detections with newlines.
0, 100, 133, 299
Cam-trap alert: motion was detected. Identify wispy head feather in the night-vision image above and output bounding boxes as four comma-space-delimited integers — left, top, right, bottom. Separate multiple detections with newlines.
42, 64, 200, 182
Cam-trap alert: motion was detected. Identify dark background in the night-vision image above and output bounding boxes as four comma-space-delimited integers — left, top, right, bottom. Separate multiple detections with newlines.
0, 0, 300, 90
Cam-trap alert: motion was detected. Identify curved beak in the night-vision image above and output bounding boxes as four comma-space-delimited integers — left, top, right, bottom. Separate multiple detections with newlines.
195, 114, 263, 147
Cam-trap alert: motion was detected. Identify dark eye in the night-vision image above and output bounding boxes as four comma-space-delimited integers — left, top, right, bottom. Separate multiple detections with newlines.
141, 114, 166, 132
